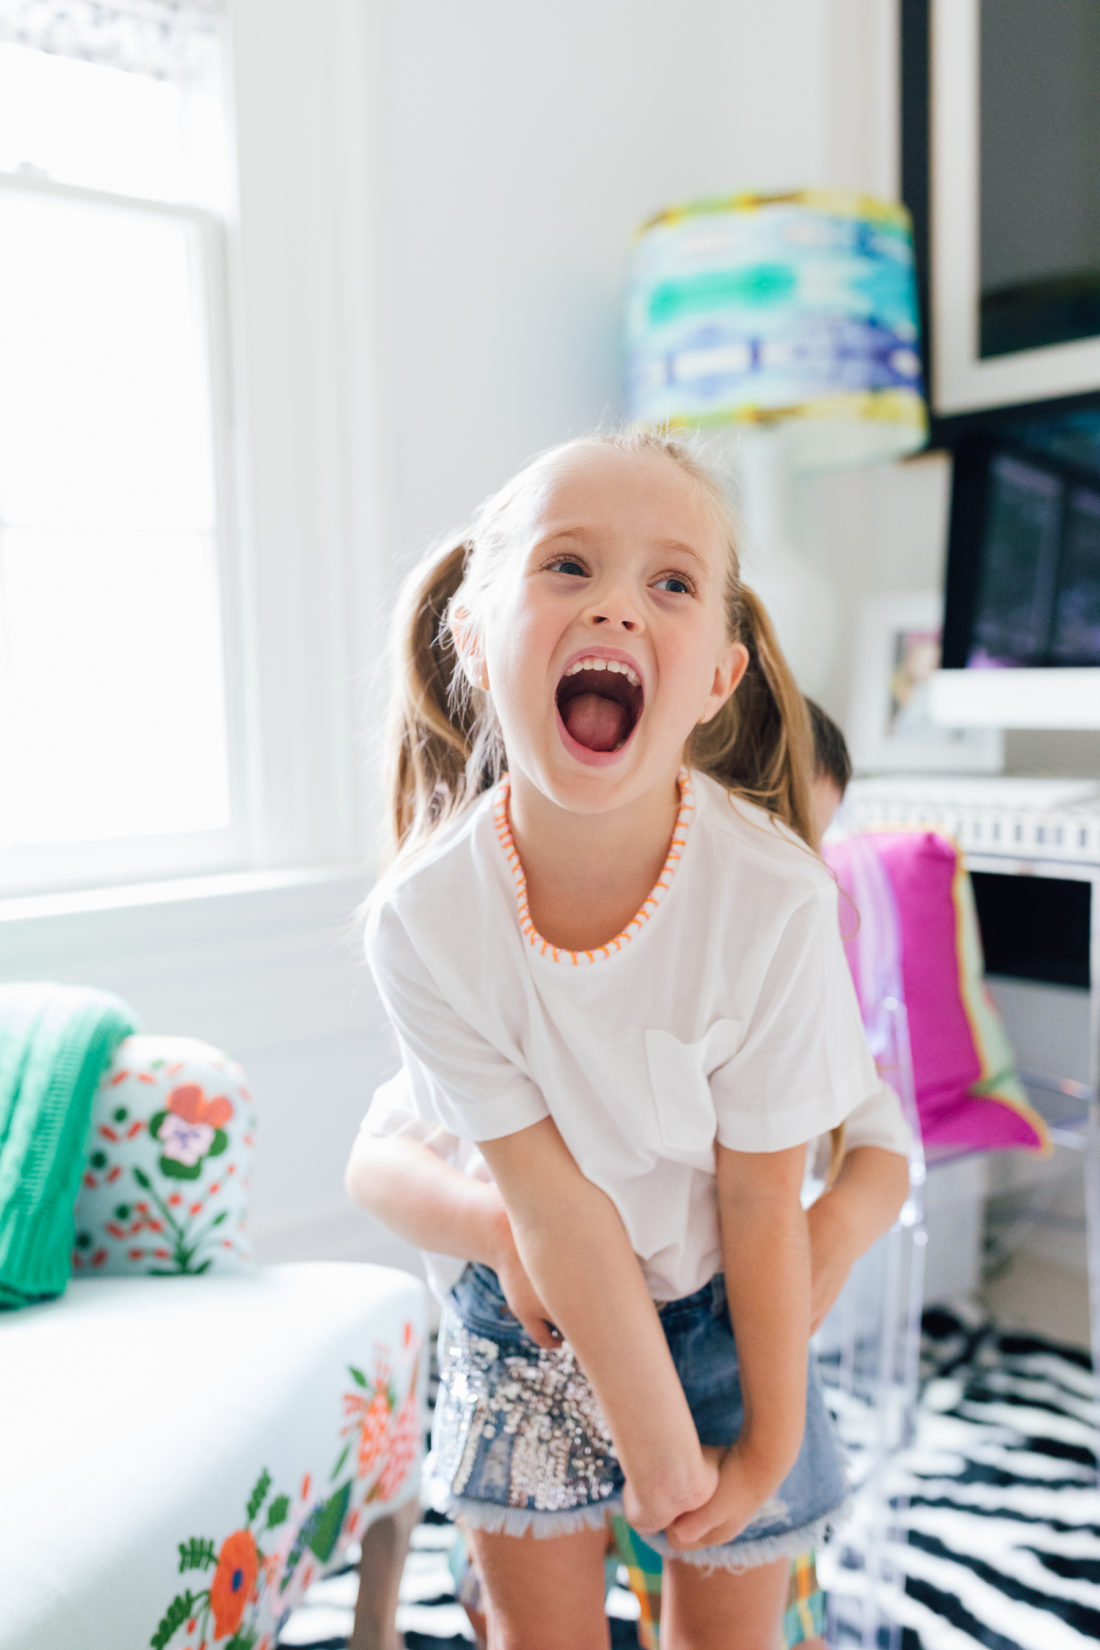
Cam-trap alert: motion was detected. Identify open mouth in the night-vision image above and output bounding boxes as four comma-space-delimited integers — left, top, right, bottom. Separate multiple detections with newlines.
555, 656, 644, 753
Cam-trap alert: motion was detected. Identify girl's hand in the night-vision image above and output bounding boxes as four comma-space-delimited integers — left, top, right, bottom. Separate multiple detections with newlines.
491, 1219, 562, 1350
621, 1447, 720, 1537
663, 1441, 781, 1551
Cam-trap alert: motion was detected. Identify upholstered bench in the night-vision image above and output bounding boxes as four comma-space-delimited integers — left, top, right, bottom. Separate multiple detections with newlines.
0, 1033, 429, 1650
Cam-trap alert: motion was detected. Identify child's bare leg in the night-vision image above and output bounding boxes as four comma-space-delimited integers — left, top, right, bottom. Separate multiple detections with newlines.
350, 1498, 418, 1650
663, 1553, 790, 1650
466, 1522, 611, 1650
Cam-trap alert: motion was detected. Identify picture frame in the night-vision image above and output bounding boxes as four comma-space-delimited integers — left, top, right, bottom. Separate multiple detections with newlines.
902, 0, 1100, 425
846, 591, 1005, 774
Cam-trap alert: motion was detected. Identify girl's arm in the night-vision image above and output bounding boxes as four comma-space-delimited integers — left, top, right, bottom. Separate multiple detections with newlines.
807, 1145, 911, 1332
479, 1119, 719, 1535
344, 1129, 560, 1349
666, 1141, 810, 1549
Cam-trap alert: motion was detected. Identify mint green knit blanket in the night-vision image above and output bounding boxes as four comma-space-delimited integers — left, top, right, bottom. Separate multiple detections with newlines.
0, 983, 139, 1308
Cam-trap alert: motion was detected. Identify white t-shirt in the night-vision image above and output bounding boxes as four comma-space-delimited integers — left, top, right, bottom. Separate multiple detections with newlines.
364, 767, 898, 1300
358, 1069, 912, 1303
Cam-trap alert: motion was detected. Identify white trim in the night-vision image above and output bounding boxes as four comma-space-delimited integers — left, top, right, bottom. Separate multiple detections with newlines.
0, 864, 380, 1049
930, 0, 1100, 415
223, 0, 392, 872
929, 667, 1100, 731
0, 828, 249, 901
0, 166, 222, 221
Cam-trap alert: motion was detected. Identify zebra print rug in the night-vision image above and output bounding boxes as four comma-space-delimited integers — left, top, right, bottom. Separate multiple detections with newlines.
277, 1306, 1099, 1650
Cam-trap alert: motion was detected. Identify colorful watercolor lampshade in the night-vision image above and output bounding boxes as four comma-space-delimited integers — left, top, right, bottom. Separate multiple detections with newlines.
624, 189, 928, 468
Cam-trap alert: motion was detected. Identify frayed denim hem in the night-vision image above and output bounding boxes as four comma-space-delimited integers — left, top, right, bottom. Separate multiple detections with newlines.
426, 1482, 624, 1540
646, 1496, 852, 1573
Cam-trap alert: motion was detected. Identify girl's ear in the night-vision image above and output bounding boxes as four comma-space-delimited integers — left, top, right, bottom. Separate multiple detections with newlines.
449, 601, 489, 692
698, 640, 749, 725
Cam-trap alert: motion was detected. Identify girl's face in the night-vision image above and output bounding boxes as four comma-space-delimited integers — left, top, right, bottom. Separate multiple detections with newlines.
466, 444, 748, 819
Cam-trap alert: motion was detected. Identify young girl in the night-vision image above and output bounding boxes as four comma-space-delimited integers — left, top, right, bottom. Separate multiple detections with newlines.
349, 701, 912, 1650
361, 430, 901, 1649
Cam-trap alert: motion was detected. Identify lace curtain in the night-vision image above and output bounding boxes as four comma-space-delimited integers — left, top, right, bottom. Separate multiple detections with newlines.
0, 0, 223, 81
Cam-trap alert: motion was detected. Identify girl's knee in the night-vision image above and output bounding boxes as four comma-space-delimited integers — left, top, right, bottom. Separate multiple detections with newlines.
662, 1553, 790, 1650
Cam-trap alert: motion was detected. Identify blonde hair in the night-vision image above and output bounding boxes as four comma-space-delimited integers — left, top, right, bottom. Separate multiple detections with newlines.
383, 428, 817, 860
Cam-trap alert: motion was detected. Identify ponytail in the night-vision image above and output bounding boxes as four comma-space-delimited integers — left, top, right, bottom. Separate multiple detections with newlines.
382, 538, 502, 860
689, 583, 817, 850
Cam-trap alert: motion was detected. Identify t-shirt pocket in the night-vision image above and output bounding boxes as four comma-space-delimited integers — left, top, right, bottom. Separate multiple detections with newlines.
644, 1020, 743, 1155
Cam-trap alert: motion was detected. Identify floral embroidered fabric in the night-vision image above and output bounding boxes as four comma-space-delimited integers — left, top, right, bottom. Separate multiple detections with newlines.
72, 1034, 255, 1276
149, 1327, 423, 1650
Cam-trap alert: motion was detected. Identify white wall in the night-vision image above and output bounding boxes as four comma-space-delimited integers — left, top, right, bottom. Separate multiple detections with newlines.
10, 0, 1091, 1276
372, 0, 845, 572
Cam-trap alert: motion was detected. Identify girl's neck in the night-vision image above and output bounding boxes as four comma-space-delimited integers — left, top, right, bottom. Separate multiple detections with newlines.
506, 769, 684, 953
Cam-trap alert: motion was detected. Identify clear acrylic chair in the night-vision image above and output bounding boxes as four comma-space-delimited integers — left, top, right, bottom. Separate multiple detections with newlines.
812, 819, 928, 1650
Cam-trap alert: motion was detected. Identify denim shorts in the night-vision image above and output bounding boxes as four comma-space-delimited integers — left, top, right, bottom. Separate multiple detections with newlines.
426, 1262, 850, 1571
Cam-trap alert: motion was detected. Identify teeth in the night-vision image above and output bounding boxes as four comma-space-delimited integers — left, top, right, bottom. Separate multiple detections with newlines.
564, 656, 641, 688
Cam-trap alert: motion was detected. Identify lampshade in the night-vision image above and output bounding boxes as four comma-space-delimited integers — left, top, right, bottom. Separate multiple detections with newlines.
624, 189, 928, 470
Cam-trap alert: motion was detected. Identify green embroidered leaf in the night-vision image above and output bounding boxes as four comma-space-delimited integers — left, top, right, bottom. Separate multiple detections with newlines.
349, 1365, 368, 1388
148, 1111, 167, 1141
209, 1129, 229, 1158
161, 1156, 202, 1181
191, 1258, 213, 1274
210, 1209, 228, 1228
265, 1494, 290, 1530
224, 1632, 258, 1650
133, 1167, 152, 1190
150, 1589, 195, 1649
306, 1481, 352, 1564
246, 1469, 272, 1525
329, 1442, 351, 1482
178, 1537, 217, 1573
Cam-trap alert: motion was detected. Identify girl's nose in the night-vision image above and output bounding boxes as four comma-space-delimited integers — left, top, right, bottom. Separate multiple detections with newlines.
586, 585, 642, 631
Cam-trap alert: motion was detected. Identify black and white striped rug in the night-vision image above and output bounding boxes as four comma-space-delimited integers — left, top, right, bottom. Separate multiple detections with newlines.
277, 1307, 1099, 1650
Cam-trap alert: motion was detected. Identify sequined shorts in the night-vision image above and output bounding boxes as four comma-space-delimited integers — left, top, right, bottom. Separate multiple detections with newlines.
426, 1263, 850, 1569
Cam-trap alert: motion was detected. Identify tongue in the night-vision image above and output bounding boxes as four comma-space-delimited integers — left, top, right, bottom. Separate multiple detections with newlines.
562, 691, 628, 752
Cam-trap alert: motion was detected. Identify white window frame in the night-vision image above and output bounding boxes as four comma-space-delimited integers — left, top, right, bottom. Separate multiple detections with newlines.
1, 0, 392, 1053
0, 166, 252, 898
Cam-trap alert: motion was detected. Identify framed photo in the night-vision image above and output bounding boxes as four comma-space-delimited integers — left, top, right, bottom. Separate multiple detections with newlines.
903, 0, 1100, 424
846, 592, 1005, 774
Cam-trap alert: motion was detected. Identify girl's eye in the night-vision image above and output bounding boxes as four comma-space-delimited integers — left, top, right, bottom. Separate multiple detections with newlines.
654, 574, 694, 596
547, 557, 587, 577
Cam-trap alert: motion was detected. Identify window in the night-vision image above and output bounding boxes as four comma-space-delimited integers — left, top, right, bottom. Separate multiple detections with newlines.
0, 0, 246, 896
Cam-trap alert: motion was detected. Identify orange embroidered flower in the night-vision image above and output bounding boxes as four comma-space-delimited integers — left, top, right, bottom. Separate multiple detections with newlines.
357, 1389, 393, 1478
168, 1083, 234, 1130
378, 1392, 420, 1501
209, 1528, 259, 1639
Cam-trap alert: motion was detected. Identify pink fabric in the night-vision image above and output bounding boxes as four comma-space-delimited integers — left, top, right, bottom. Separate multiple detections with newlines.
826, 830, 1047, 1155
